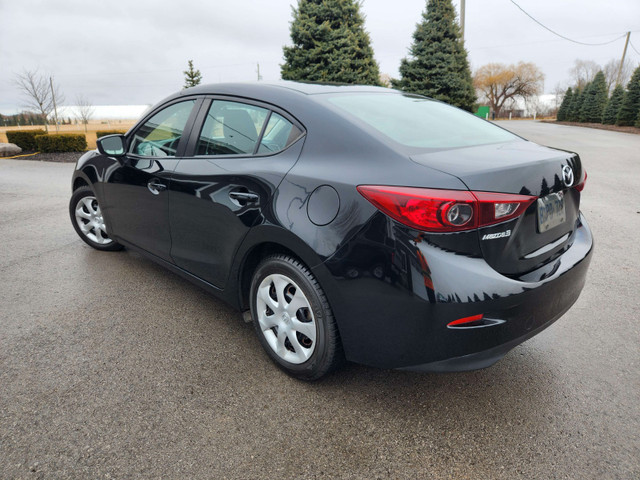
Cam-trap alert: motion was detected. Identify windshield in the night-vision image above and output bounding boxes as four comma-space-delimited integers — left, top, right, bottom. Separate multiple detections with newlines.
324, 93, 520, 149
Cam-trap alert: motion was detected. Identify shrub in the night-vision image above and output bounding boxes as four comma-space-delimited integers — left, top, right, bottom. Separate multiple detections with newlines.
6, 129, 46, 150
96, 130, 127, 139
35, 134, 87, 153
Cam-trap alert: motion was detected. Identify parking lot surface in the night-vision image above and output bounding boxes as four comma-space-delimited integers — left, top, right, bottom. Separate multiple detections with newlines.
1, 121, 638, 479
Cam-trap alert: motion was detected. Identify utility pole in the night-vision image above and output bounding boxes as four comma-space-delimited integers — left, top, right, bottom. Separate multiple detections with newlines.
460, 0, 466, 41
256, 62, 263, 81
49, 76, 60, 133
616, 31, 631, 86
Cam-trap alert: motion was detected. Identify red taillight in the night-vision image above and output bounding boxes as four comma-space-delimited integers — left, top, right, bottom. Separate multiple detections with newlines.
356, 186, 476, 232
357, 185, 536, 233
575, 170, 587, 192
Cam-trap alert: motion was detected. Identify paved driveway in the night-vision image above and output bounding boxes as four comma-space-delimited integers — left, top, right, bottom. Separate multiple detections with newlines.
1, 121, 638, 479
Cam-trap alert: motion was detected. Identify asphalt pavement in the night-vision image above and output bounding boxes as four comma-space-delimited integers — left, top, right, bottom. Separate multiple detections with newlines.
1, 121, 638, 479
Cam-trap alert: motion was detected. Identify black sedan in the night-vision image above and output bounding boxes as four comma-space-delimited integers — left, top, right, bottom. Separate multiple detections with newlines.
69, 82, 592, 380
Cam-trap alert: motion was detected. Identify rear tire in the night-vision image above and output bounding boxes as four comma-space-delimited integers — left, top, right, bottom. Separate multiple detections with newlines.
250, 254, 344, 381
69, 186, 123, 251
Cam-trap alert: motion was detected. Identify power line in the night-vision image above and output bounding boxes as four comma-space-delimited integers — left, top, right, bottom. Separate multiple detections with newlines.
630, 40, 640, 56
509, 0, 627, 46
473, 30, 640, 51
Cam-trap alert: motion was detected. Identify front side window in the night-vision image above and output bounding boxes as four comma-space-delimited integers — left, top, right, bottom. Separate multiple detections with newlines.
130, 100, 196, 157
196, 101, 268, 156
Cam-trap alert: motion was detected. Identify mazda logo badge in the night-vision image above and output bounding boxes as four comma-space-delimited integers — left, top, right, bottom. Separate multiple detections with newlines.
562, 165, 574, 187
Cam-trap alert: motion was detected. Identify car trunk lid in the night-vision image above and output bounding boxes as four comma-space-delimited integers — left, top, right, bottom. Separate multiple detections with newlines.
410, 140, 584, 276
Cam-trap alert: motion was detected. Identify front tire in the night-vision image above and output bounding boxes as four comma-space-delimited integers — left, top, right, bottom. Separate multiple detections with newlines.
250, 254, 344, 381
69, 186, 123, 251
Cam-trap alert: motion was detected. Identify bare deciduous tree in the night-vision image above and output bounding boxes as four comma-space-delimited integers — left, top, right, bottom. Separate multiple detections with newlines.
14, 69, 64, 133
569, 59, 600, 91
524, 95, 541, 118
75, 95, 95, 132
379, 73, 392, 88
473, 62, 544, 117
602, 58, 633, 93
551, 82, 567, 114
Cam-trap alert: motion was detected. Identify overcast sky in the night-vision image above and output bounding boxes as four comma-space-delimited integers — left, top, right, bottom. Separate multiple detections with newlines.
1, 0, 639, 114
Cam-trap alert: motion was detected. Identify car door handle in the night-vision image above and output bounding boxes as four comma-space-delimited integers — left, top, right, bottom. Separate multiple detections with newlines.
147, 180, 167, 195
229, 191, 259, 203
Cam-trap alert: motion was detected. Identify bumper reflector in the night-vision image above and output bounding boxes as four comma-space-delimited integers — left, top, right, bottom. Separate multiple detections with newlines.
448, 314, 484, 327
447, 315, 506, 329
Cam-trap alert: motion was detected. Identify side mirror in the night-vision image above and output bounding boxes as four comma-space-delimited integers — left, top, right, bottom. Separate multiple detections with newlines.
97, 134, 126, 156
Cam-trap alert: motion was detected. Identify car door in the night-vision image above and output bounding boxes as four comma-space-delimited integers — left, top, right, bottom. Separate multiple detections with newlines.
102, 98, 201, 261
168, 97, 305, 288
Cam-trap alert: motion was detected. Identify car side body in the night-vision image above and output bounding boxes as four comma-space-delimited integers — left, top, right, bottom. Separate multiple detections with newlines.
70, 82, 593, 376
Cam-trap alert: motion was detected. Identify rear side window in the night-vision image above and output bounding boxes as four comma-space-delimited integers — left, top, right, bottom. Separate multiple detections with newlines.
130, 100, 195, 156
324, 93, 519, 149
258, 113, 303, 154
196, 101, 268, 155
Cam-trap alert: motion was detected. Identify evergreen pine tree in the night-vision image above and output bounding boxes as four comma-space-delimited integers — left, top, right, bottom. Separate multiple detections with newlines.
556, 87, 572, 121
281, 0, 380, 85
579, 71, 607, 123
392, 0, 475, 111
616, 65, 640, 126
567, 87, 585, 122
602, 85, 625, 124
183, 60, 202, 89
577, 82, 592, 122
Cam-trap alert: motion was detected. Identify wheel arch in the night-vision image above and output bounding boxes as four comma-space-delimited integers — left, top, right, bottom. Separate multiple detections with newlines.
73, 176, 89, 191
230, 225, 327, 312
71, 167, 99, 193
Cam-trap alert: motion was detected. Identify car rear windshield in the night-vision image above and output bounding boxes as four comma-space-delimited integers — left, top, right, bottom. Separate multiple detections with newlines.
324, 93, 520, 149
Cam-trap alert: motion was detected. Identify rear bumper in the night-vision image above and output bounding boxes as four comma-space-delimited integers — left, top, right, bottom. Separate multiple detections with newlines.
400, 286, 579, 373
317, 213, 593, 370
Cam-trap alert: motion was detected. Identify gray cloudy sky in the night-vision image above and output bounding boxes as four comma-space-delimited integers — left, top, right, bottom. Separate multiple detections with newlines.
1, 0, 639, 113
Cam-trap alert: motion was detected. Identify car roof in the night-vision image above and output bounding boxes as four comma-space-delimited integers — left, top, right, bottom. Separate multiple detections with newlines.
171, 81, 396, 106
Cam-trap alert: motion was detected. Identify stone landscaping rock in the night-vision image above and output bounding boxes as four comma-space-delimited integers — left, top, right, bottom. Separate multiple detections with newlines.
0, 143, 22, 157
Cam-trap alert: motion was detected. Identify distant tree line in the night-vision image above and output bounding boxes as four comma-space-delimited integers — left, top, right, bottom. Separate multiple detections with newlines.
557, 65, 640, 127
1, 112, 47, 127
1, 112, 78, 127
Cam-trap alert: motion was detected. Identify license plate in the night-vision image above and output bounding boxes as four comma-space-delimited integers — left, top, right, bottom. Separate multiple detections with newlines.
537, 191, 566, 233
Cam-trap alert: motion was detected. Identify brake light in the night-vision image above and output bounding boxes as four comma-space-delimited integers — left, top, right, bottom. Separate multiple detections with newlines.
357, 185, 536, 233
575, 170, 587, 192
